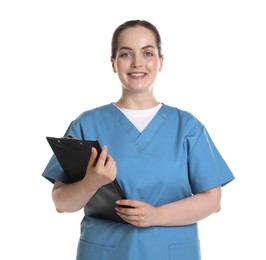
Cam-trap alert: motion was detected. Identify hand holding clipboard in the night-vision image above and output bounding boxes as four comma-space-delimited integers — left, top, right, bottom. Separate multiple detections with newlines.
46, 136, 128, 223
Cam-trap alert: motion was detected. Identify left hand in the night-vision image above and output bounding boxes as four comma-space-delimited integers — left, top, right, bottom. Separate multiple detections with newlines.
115, 199, 158, 227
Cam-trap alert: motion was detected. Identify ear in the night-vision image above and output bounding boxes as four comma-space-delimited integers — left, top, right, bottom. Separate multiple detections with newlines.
158, 55, 164, 72
111, 58, 117, 73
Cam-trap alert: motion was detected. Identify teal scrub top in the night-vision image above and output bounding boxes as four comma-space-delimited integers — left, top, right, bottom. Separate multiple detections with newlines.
42, 103, 235, 260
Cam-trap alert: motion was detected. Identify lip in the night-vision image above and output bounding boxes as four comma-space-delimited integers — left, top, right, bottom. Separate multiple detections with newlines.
128, 72, 147, 78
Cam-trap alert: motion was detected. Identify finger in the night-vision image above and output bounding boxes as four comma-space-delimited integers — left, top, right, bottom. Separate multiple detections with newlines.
97, 146, 108, 165
105, 154, 115, 167
116, 199, 139, 208
116, 206, 136, 216
116, 211, 147, 227
88, 147, 98, 167
107, 158, 117, 174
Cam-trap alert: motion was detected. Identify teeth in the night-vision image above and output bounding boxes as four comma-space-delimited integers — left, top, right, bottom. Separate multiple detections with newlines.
130, 73, 145, 76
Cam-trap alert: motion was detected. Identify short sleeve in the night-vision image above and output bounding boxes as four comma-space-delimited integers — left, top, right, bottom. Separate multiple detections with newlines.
188, 126, 235, 194
42, 154, 70, 183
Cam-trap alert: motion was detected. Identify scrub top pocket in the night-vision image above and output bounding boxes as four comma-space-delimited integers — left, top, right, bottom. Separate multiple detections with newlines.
76, 239, 116, 260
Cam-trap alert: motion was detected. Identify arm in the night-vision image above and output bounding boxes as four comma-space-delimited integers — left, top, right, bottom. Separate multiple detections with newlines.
116, 186, 221, 227
52, 146, 117, 213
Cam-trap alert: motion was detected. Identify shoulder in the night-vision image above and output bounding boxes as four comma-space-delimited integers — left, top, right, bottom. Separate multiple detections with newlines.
73, 104, 111, 122
163, 104, 204, 130
65, 104, 112, 133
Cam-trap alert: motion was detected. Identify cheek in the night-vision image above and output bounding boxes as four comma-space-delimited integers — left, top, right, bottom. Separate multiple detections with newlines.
116, 60, 129, 71
146, 60, 160, 71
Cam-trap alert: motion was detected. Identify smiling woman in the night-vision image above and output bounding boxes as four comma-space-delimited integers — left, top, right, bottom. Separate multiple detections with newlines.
42, 19, 235, 260
111, 24, 163, 105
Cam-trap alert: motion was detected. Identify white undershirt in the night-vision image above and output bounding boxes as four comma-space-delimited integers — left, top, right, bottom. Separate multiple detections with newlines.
114, 103, 162, 132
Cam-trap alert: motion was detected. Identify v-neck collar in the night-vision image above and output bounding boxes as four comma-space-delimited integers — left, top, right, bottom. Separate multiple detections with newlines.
108, 103, 172, 150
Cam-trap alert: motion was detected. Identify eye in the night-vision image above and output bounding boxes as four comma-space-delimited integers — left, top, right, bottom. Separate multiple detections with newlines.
120, 52, 132, 58
144, 51, 154, 57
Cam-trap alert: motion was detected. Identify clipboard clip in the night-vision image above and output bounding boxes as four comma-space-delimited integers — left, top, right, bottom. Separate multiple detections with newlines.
66, 135, 75, 139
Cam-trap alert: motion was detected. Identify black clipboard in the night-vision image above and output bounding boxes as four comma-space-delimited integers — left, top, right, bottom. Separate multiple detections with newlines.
46, 136, 127, 223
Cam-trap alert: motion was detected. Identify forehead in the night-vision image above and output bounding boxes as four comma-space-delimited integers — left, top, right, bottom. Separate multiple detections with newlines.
117, 26, 157, 48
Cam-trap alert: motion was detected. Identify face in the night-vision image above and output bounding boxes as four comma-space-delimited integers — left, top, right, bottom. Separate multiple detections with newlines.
111, 26, 163, 94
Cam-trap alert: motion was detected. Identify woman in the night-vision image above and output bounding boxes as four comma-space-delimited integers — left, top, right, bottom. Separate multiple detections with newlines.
42, 20, 234, 259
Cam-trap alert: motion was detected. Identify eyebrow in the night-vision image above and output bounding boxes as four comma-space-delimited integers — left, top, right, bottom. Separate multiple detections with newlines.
118, 45, 155, 51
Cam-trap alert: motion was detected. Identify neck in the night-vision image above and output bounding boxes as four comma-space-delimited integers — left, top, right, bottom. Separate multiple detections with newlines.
115, 94, 159, 110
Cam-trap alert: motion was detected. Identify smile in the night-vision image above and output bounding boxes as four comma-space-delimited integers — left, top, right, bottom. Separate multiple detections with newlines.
128, 72, 146, 77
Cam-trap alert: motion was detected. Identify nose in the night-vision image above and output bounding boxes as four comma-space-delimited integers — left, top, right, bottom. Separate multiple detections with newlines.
130, 55, 142, 69
131, 64, 142, 69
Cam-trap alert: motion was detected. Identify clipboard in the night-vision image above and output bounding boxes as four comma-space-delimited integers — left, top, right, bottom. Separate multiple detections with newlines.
46, 136, 127, 223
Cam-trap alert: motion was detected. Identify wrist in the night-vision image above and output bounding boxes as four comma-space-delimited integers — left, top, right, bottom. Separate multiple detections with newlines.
154, 206, 165, 226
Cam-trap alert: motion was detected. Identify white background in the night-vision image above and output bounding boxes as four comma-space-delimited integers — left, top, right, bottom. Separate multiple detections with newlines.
1, 0, 265, 259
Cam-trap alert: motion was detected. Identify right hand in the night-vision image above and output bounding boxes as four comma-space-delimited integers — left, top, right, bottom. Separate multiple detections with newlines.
83, 146, 117, 190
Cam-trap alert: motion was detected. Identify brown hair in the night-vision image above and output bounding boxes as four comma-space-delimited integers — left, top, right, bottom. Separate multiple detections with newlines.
111, 20, 163, 59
